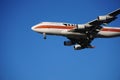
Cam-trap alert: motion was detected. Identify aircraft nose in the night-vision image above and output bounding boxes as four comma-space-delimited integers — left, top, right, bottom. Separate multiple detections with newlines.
31, 26, 35, 30
31, 25, 37, 31
31, 23, 42, 31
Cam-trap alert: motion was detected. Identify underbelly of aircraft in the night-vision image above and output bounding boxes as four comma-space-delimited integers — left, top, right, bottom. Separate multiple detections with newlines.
36, 28, 120, 38
97, 31, 120, 38
37, 28, 86, 38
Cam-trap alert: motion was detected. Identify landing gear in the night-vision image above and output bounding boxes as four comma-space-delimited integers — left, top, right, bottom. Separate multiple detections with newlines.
43, 33, 46, 39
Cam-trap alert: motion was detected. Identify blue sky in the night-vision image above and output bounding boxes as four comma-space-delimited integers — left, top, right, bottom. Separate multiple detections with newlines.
1, 0, 120, 80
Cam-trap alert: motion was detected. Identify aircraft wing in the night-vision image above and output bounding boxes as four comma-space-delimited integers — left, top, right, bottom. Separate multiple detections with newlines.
108, 8, 120, 16
70, 8, 120, 39
67, 8, 120, 49
86, 8, 120, 26
70, 9, 120, 33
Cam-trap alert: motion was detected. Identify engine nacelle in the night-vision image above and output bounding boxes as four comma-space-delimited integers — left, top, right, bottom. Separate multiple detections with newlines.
74, 44, 82, 50
97, 15, 113, 21
77, 25, 86, 29
64, 41, 74, 46
76, 24, 92, 30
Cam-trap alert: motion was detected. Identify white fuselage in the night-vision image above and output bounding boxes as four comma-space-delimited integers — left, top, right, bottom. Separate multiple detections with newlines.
31, 22, 120, 38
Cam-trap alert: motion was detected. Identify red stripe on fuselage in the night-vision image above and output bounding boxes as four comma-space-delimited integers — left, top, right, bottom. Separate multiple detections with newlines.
35, 25, 120, 32
35, 25, 75, 29
101, 28, 120, 32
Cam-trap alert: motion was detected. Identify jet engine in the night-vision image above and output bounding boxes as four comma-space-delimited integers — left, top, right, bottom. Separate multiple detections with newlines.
64, 41, 75, 46
76, 24, 92, 30
74, 44, 83, 50
97, 15, 113, 21
77, 25, 86, 29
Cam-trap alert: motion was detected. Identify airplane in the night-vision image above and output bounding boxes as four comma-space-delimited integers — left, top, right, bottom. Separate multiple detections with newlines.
31, 8, 120, 50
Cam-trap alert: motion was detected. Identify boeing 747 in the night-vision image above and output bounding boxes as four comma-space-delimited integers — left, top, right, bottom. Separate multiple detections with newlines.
32, 8, 120, 50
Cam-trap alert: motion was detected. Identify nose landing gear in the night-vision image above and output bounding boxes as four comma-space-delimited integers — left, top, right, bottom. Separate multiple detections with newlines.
43, 33, 46, 39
